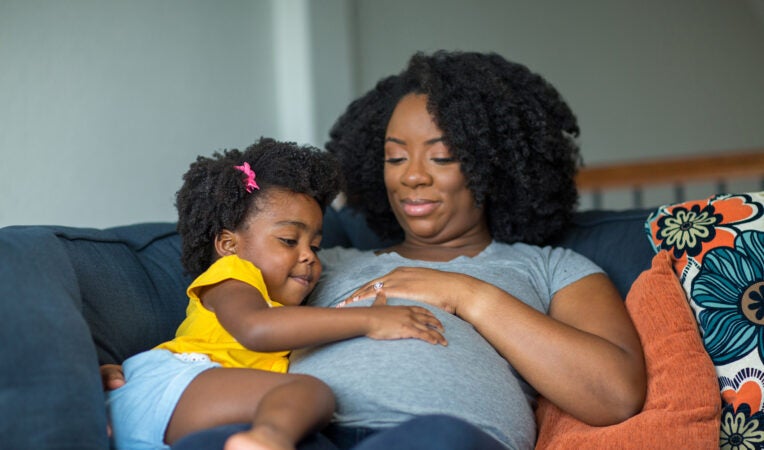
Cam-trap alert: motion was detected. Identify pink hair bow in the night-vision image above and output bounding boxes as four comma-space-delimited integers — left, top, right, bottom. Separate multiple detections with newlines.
234, 162, 259, 193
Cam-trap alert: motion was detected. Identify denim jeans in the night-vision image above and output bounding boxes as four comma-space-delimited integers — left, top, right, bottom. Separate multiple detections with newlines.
171, 423, 337, 450
171, 415, 507, 450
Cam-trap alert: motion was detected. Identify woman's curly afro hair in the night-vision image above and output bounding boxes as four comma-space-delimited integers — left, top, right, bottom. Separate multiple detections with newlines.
326, 50, 581, 245
176, 137, 341, 277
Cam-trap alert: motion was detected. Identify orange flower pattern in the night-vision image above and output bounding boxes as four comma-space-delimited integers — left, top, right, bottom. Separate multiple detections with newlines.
647, 193, 764, 276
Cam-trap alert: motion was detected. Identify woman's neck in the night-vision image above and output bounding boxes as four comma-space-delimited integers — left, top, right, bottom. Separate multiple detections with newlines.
380, 234, 492, 262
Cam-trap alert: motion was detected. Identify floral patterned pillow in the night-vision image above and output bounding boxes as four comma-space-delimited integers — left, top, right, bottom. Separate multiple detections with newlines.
645, 191, 764, 449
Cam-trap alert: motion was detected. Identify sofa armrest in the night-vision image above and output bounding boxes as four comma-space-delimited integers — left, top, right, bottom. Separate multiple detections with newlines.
0, 226, 109, 448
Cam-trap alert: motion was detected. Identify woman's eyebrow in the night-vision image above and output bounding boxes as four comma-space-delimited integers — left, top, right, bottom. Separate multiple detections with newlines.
384, 136, 444, 145
384, 137, 405, 145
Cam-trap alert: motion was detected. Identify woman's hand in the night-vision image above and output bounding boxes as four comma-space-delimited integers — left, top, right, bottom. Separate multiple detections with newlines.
100, 364, 125, 391
341, 267, 490, 321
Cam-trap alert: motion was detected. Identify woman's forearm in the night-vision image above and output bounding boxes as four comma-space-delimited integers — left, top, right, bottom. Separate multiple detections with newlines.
461, 275, 646, 425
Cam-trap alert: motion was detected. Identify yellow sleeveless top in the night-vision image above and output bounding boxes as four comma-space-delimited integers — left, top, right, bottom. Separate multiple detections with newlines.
155, 255, 289, 372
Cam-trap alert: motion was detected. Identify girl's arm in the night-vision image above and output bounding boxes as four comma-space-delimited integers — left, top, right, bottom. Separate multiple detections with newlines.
203, 279, 447, 352
346, 268, 646, 427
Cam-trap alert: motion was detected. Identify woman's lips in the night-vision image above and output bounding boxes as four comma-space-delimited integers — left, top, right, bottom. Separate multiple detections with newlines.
402, 200, 439, 216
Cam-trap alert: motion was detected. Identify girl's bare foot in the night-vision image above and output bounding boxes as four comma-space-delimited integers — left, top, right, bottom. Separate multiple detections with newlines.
224, 425, 295, 450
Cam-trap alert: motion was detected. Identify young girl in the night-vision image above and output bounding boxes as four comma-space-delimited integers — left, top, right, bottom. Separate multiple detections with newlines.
106, 138, 447, 450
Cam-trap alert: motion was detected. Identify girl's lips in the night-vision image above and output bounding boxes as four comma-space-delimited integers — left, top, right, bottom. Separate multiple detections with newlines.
290, 275, 312, 286
402, 200, 439, 217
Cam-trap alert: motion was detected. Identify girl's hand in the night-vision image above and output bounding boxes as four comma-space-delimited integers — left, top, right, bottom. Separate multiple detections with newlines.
341, 267, 487, 322
100, 363, 125, 438
363, 290, 448, 346
100, 364, 125, 391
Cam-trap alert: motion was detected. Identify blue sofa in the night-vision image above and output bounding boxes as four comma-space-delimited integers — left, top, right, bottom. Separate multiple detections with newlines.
0, 206, 655, 449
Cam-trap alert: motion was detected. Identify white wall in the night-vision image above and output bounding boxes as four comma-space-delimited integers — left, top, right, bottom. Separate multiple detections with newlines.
350, 0, 764, 165
2, 0, 763, 227
272, 0, 316, 145
0, 0, 279, 228
308, 0, 356, 149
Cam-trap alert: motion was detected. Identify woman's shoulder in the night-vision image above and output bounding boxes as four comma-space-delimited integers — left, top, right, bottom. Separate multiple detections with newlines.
487, 241, 597, 266
486, 240, 551, 257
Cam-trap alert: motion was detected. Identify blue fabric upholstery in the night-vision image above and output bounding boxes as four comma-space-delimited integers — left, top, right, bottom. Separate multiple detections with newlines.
320, 207, 396, 250
0, 207, 655, 448
0, 226, 110, 448
57, 223, 191, 364
552, 208, 655, 299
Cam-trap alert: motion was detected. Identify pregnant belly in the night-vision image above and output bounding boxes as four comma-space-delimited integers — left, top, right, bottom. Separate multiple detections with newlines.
288, 305, 536, 449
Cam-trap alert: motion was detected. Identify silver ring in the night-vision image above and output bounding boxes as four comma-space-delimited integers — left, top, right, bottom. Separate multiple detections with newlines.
372, 281, 384, 291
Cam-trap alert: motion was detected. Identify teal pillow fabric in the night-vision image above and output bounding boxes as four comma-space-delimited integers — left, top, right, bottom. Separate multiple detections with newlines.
645, 191, 764, 449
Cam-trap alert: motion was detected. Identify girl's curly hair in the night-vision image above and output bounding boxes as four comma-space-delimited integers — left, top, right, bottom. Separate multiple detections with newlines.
176, 137, 341, 277
326, 50, 581, 245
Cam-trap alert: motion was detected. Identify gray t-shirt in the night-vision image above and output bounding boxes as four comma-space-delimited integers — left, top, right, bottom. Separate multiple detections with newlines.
289, 241, 602, 450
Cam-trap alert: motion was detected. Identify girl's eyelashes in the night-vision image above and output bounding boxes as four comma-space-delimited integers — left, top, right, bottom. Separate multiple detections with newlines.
279, 238, 298, 247
278, 238, 322, 253
384, 157, 406, 164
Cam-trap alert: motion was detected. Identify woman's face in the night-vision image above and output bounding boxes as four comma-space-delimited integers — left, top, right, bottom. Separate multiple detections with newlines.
383, 93, 489, 246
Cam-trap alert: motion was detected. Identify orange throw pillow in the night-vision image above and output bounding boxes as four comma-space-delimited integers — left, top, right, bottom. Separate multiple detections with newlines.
534, 251, 720, 449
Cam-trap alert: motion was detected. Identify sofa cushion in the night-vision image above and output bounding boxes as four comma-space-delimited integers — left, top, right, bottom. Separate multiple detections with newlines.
551, 208, 654, 299
645, 191, 764, 447
321, 206, 396, 250
534, 251, 721, 448
52, 223, 192, 364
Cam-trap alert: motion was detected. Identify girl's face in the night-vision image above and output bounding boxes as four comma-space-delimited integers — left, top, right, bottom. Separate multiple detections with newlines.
223, 188, 323, 306
383, 93, 490, 247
